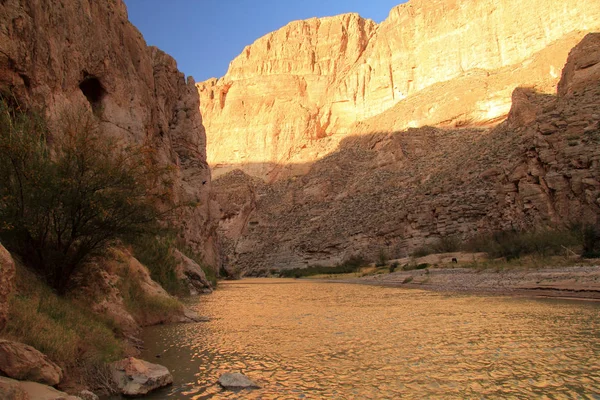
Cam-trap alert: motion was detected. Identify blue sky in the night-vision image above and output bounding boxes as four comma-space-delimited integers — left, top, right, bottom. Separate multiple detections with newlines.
124, 0, 406, 82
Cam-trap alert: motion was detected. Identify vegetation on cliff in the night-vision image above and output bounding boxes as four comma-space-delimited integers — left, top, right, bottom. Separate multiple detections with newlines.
0, 98, 174, 294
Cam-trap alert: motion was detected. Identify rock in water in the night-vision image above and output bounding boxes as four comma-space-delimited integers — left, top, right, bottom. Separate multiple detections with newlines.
0, 340, 63, 386
111, 357, 173, 396
218, 372, 260, 389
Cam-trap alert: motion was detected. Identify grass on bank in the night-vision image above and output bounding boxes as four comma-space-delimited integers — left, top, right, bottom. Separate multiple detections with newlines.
2, 263, 124, 371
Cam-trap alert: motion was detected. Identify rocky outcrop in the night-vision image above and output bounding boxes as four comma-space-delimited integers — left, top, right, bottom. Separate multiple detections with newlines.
558, 33, 600, 97
0, 340, 63, 386
74, 248, 186, 336
110, 357, 173, 396
0, 244, 15, 332
173, 249, 213, 294
0, 376, 82, 400
0, 0, 219, 269
199, 0, 600, 181
213, 34, 600, 274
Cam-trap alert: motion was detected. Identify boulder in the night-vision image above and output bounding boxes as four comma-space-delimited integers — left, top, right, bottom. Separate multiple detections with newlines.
111, 357, 173, 396
218, 372, 260, 389
0, 377, 81, 400
77, 390, 98, 400
0, 243, 15, 331
0, 376, 28, 400
0, 340, 63, 386
173, 249, 213, 294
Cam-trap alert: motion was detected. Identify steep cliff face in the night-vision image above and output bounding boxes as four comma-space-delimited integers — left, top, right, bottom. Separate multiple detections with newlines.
199, 0, 600, 180
0, 0, 219, 267
213, 34, 600, 274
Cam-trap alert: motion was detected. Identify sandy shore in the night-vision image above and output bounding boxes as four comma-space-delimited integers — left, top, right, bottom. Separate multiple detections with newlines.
320, 264, 600, 300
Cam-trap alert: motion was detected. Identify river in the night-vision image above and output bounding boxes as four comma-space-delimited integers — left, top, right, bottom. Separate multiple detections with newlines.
140, 279, 600, 399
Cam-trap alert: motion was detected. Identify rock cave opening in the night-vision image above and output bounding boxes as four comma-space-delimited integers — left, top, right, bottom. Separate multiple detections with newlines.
79, 75, 106, 113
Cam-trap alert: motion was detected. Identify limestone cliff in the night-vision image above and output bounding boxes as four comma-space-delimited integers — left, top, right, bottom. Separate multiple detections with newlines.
199, 0, 600, 181
213, 34, 600, 274
0, 0, 219, 268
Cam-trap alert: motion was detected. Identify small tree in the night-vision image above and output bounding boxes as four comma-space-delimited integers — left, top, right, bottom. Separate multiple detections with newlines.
0, 99, 171, 294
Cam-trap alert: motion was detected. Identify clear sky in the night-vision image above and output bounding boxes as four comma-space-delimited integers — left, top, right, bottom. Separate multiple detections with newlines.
124, 0, 406, 83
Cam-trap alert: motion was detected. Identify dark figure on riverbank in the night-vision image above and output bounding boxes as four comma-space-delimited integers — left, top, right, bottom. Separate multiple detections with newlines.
452, 258, 458, 263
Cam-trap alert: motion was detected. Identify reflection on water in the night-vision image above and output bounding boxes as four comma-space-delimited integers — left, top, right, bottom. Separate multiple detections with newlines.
141, 279, 600, 399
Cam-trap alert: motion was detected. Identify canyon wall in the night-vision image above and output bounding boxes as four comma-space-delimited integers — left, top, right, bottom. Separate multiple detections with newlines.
213, 33, 600, 274
0, 0, 220, 267
199, 0, 600, 181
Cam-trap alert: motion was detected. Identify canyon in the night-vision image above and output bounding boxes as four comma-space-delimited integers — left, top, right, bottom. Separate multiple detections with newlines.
201, 1, 600, 274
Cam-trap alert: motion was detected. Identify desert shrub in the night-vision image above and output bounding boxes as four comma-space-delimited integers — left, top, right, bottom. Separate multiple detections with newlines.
465, 228, 580, 260
131, 234, 186, 296
0, 99, 170, 294
279, 255, 368, 278
376, 249, 388, 267
573, 223, 600, 258
411, 246, 434, 258
403, 262, 430, 271
411, 236, 460, 257
117, 266, 182, 323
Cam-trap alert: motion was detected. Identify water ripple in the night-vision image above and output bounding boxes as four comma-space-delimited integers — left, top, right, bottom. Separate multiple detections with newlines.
140, 279, 600, 399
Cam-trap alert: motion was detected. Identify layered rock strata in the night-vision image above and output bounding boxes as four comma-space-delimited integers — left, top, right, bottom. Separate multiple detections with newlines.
0, 0, 219, 268
199, 0, 600, 181
213, 34, 600, 274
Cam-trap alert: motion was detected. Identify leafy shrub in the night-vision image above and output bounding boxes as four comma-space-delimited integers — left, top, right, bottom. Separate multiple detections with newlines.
0, 99, 170, 293
376, 249, 388, 267
403, 262, 430, 271
131, 234, 186, 296
465, 228, 579, 260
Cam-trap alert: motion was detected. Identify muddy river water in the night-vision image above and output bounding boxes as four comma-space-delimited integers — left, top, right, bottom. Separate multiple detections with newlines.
140, 279, 600, 399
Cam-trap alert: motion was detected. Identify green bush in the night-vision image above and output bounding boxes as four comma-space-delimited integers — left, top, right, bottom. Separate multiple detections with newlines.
466, 228, 580, 260
0, 99, 170, 294
376, 249, 388, 267
132, 234, 186, 296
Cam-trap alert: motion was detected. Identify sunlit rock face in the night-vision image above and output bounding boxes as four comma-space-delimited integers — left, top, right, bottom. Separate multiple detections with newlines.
0, 0, 219, 268
213, 34, 600, 274
199, 0, 600, 181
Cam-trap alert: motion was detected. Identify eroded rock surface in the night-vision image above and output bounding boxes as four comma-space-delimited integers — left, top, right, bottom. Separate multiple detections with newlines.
199, 0, 600, 181
0, 340, 63, 386
214, 34, 600, 274
173, 249, 213, 294
111, 357, 173, 396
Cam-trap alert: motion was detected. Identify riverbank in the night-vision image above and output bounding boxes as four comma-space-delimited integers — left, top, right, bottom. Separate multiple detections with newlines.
310, 255, 600, 300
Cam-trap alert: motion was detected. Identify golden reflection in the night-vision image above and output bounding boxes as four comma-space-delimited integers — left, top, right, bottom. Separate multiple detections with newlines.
141, 279, 600, 399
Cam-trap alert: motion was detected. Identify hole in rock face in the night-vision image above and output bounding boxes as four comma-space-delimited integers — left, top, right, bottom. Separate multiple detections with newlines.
79, 75, 106, 112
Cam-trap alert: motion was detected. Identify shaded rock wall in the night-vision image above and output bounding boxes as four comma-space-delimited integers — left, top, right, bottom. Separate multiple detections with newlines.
213, 34, 600, 274
0, 0, 219, 268
199, 0, 600, 181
